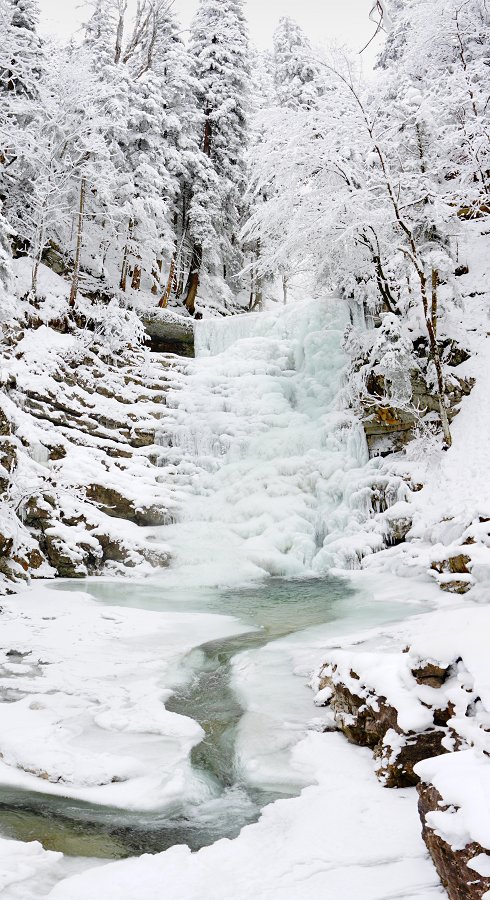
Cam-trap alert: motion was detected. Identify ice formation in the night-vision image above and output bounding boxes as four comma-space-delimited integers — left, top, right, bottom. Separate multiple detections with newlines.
149, 297, 398, 587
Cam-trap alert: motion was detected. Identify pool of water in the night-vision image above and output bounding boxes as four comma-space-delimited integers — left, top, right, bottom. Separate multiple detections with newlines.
0, 576, 419, 860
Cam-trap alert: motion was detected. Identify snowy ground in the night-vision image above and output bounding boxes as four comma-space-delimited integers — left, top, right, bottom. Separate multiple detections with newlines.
45, 734, 444, 900
0, 574, 446, 900
0, 586, 249, 811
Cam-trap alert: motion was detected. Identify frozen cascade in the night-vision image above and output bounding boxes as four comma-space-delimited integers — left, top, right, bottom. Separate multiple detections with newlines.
0, 299, 430, 891
150, 297, 379, 585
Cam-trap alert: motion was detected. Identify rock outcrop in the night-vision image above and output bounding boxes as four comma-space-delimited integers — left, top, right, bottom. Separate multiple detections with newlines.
417, 783, 490, 900
315, 607, 490, 900
142, 309, 194, 357
316, 656, 450, 788
0, 325, 185, 585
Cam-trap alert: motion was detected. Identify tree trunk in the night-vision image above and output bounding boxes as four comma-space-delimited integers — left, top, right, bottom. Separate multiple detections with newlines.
159, 253, 176, 308
249, 240, 263, 310
31, 221, 45, 295
203, 115, 212, 157
419, 268, 452, 448
120, 254, 129, 292
431, 268, 438, 337
184, 244, 202, 316
131, 264, 141, 291
120, 220, 133, 292
69, 176, 86, 309
151, 258, 162, 295
114, 0, 127, 64
176, 257, 184, 298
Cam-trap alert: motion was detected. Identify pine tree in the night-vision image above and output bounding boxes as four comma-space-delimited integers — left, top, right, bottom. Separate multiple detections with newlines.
0, 0, 44, 97
185, 0, 251, 314
124, 4, 193, 299
272, 17, 324, 110
81, 0, 133, 288
0, 0, 47, 252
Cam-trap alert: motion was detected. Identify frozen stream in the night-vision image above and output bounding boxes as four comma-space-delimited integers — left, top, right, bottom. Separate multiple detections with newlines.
0, 576, 420, 863
0, 299, 441, 898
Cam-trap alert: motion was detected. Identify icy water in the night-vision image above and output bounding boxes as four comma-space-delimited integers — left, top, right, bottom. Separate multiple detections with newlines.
0, 576, 419, 860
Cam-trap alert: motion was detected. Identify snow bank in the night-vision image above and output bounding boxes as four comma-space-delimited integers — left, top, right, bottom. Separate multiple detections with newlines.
0, 586, 249, 811
46, 733, 442, 900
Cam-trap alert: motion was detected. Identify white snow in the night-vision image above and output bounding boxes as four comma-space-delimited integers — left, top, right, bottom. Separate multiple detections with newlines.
416, 750, 490, 852
45, 733, 443, 900
2, 228, 490, 900
0, 587, 250, 811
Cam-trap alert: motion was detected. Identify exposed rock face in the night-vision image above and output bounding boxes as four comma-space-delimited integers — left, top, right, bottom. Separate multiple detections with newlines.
142, 310, 194, 357
430, 553, 473, 594
317, 665, 448, 788
85, 484, 170, 526
417, 784, 490, 900
357, 340, 474, 458
316, 607, 490, 900
0, 333, 179, 585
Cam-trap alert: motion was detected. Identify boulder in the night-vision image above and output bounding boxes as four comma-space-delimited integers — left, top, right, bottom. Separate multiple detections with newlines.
85, 484, 168, 525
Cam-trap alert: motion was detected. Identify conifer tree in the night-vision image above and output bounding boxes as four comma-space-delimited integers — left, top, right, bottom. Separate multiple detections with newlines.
272, 17, 324, 110
0, 0, 47, 251
0, 0, 44, 97
185, 0, 251, 314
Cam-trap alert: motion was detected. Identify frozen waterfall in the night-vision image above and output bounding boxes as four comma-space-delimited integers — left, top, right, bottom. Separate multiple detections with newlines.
151, 298, 372, 585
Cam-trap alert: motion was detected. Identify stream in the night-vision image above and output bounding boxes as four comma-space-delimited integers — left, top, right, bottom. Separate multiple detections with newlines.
0, 575, 419, 861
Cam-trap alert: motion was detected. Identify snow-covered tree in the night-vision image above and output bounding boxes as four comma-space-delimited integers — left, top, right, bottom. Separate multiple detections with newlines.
0, 0, 48, 253
272, 17, 324, 110
245, 29, 485, 443
0, 204, 13, 314
0, 0, 44, 97
184, 0, 251, 314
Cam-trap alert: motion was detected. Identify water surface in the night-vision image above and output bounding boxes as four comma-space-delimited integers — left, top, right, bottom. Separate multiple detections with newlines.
0, 576, 418, 859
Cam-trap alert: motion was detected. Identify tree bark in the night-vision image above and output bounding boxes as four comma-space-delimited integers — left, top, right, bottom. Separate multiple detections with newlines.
31, 220, 45, 295
184, 244, 202, 316
119, 220, 133, 292
159, 253, 176, 308
419, 267, 452, 448
114, 0, 127, 64
69, 176, 86, 308
151, 258, 162, 295
131, 264, 141, 291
